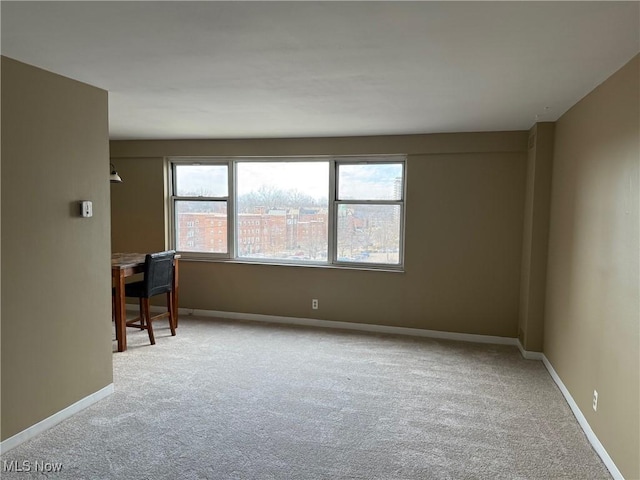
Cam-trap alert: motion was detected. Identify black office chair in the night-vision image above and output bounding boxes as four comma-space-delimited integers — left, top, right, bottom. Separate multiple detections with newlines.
124, 250, 176, 345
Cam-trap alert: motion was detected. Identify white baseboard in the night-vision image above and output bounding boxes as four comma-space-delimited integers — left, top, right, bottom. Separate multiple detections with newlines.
516, 340, 544, 360
178, 307, 519, 346
541, 356, 624, 480
0, 383, 114, 455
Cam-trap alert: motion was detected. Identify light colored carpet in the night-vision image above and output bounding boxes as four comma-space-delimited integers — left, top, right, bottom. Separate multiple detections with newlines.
2, 317, 611, 479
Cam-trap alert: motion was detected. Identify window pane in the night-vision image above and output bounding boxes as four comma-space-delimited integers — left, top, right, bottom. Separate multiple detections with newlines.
336, 204, 401, 264
175, 201, 227, 253
236, 162, 329, 261
175, 164, 228, 197
338, 163, 403, 201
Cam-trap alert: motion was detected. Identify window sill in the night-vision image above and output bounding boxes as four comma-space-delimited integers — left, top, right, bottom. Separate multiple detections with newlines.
179, 255, 405, 273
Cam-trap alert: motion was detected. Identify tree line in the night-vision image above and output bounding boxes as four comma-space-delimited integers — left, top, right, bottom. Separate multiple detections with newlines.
237, 186, 327, 213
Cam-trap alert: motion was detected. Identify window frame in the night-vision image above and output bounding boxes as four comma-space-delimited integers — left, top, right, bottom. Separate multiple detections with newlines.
168, 155, 406, 270
333, 160, 406, 268
170, 158, 234, 259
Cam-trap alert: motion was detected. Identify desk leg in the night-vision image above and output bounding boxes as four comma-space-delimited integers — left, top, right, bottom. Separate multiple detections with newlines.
173, 258, 180, 328
114, 271, 127, 352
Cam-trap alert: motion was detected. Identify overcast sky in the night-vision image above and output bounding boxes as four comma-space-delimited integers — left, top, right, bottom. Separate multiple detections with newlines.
237, 162, 329, 199
176, 161, 403, 201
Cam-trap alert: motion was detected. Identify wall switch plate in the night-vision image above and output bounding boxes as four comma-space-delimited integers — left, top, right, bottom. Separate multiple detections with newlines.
593, 390, 598, 411
80, 201, 93, 218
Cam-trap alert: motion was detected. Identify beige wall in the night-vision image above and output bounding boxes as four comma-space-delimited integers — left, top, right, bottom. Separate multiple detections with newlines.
110, 157, 167, 253
518, 123, 555, 351
111, 132, 527, 337
544, 55, 639, 479
1, 57, 113, 440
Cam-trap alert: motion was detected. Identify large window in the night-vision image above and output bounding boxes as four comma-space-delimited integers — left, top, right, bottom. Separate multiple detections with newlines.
336, 163, 403, 265
173, 164, 229, 254
236, 162, 329, 261
170, 156, 405, 269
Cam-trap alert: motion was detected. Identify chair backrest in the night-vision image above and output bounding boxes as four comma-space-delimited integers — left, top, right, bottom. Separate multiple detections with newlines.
143, 250, 176, 298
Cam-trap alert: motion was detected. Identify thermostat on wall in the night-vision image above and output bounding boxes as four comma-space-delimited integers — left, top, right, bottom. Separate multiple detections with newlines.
80, 200, 93, 218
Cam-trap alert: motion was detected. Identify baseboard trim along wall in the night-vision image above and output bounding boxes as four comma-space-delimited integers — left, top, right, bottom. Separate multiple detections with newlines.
540, 356, 624, 480
0, 384, 114, 455
516, 340, 544, 360
179, 307, 520, 346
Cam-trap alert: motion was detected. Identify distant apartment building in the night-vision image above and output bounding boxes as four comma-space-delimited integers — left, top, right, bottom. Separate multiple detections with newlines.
177, 212, 228, 253
177, 207, 328, 259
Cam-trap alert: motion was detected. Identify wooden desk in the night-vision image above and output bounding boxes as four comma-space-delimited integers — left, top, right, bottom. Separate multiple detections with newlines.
111, 253, 180, 352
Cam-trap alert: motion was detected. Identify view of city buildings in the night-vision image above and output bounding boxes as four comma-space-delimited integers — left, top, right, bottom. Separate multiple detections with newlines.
176, 203, 400, 263
176, 206, 329, 260
173, 162, 403, 264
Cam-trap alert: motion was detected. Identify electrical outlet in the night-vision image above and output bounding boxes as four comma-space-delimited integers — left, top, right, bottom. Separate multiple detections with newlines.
593, 390, 598, 412
312, 299, 319, 310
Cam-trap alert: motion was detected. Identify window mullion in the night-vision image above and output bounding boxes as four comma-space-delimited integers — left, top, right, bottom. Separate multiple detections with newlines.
229, 159, 237, 259
173, 195, 228, 202
328, 158, 337, 265
336, 200, 402, 206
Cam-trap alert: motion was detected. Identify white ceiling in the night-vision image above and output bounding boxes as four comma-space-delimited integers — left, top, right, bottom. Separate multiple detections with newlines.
1, 1, 638, 140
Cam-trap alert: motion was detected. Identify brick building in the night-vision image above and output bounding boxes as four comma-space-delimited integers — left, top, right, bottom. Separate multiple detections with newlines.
177, 207, 328, 259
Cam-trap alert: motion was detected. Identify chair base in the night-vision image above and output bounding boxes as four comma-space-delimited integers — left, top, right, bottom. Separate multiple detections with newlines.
124, 293, 175, 345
